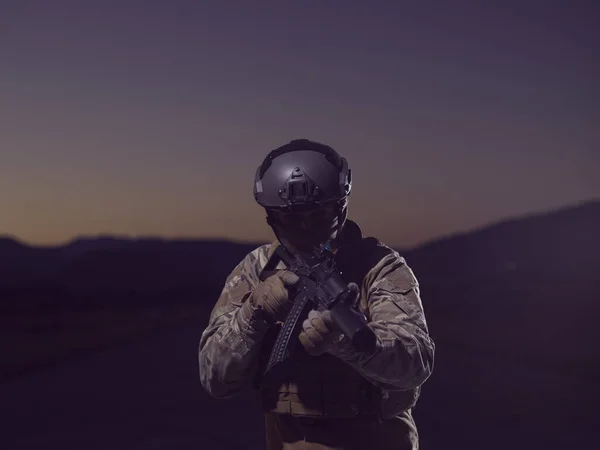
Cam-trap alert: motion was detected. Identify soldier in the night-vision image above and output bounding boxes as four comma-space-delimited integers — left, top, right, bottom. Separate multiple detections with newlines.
198, 139, 435, 449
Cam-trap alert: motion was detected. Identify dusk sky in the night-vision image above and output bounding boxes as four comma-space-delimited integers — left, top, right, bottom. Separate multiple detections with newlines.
1, 1, 598, 249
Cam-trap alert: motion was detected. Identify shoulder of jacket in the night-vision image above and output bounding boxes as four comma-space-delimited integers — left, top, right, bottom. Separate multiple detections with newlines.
360, 238, 413, 285
238, 241, 280, 278
360, 237, 403, 266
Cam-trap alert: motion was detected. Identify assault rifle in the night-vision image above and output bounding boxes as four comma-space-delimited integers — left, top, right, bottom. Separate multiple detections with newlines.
260, 243, 377, 386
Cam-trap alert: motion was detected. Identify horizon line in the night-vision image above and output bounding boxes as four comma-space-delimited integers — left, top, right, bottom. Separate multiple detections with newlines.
1, 197, 597, 252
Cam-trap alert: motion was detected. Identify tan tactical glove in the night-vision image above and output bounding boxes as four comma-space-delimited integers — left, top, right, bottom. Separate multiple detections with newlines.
250, 270, 300, 323
298, 282, 360, 356
298, 309, 344, 356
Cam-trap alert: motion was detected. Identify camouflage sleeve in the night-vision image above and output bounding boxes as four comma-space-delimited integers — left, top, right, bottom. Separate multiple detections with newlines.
331, 251, 435, 391
198, 245, 272, 399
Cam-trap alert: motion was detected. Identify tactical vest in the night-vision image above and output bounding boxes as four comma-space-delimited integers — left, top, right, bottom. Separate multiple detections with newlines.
252, 228, 418, 419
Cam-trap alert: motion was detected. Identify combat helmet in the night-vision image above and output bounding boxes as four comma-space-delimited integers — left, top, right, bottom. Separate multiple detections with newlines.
253, 138, 352, 249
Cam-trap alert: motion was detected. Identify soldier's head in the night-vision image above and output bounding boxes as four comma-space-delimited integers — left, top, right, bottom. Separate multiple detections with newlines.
253, 139, 352, 253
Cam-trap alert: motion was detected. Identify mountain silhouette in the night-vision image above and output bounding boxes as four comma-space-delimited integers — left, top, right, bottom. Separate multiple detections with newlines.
404, 199, 600, 279
1, 199, 599, 311
1, 199, 595, 285
0, 236, 264, 308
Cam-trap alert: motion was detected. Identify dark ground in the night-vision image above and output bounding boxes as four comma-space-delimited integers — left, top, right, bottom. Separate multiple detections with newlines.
1, 321, 266, 450
1, 315, 596, 450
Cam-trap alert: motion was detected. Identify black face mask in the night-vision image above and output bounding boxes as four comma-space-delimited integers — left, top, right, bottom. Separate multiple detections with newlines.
274, 216, 339, 253
267, 204, 339, 253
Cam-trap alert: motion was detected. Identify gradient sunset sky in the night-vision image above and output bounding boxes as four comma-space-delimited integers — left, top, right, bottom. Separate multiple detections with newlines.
1, 1, 598, 249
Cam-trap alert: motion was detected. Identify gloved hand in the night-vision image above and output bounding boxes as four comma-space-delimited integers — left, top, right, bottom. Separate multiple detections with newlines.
298, 282, 360, 356
250, 270, 300, 323
298, 309, 343, 356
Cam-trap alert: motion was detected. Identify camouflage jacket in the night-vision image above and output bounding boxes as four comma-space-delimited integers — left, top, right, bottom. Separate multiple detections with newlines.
198, 220, 435, 419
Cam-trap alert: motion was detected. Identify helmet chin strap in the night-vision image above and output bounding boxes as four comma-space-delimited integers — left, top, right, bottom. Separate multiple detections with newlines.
329, 204, 348, 253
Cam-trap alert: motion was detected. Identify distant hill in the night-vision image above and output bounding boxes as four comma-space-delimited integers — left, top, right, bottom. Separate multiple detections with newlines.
1, 199, 598, 298
403, 199, 600, 282
0, 236, 264, 291
0, 236, 265, 310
